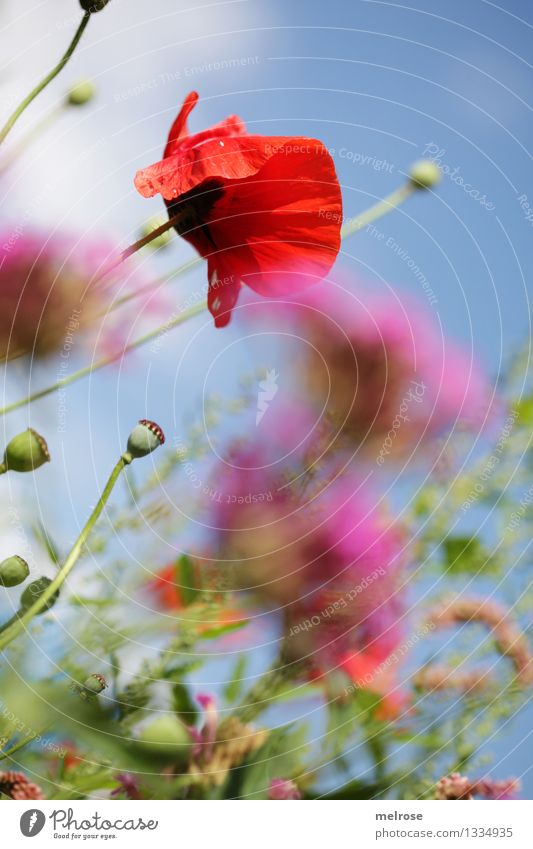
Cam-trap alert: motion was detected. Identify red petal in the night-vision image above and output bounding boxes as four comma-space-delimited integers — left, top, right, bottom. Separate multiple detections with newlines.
135, 134, 276, 201
163, 92, 246, 159
207, 259, 242, 327
164, 91, 199, 158
206, 140, 342, 295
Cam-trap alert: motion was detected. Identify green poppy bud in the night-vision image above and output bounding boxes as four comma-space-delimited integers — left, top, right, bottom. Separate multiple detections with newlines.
2, 429, 50, 473
136, 715, 192, 763
67, 80, 96, 106
0, 556, 29, 588
20, 577, 58, 614
409, 159, 441, 190
138, 216, 174, 251
126, 420, 165, 459
83, 673, 107, 695
80, 0, 112, 11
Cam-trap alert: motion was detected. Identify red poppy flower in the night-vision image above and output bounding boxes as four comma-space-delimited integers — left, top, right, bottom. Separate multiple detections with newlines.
134, 92, 342, 327
147, 564, 183, 610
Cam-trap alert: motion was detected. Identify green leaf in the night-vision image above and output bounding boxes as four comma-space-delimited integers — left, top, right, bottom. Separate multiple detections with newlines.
171, 682, 199, 724
175, 555, 200, 606
32, 522, 60, 565
223, 655, 248, 704
236, 724, 308, 800
199, 619, 248, 640
313, 779, 389, 800
515, 395, 533, 426
443, 535, 498, 574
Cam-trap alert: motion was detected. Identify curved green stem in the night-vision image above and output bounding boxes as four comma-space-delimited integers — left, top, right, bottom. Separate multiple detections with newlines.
0, 104, 66, 173
0, 455, 130, 652
0, 13, 91, 147
95, 210, 189, 284
0, 728, 50, 761
340, 182, 416, 240
98, 257, 202, 318
0, 300, 207, 417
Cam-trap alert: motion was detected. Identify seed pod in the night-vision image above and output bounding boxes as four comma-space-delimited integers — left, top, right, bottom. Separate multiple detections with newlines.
136, 715, 192, 763
67, 80, 96, 106
0, 556, 29, 588
126, 420, 165, 459
2, 429, 50, 473
20, 577, 58, 613
409, 159, 441, 190
138, 216, 174, 251
83, 673, 107, 695
80, 0, 112, 11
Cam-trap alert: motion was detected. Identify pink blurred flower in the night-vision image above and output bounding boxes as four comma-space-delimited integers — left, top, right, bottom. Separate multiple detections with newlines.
241, 280, 492, 457
268, 778, 302, 799
209, 431, 408, 677
0, 229, 163, 363
435, 772, 519, 800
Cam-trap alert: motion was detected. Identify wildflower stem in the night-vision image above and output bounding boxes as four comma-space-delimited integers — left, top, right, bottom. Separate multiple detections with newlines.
0, 455, 130, 652
0, 300, 207, 417
0, 730, 46, 761
95, 211, 188, 283
340, 182, 416, 240
0, 104, 67, 173
98, 257, 201, 317
233, 661, 303, 723
0, 13, 91, 147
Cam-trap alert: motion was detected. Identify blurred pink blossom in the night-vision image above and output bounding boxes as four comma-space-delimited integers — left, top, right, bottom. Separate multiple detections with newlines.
0, 229, 166, 364
240, 279, 493, 457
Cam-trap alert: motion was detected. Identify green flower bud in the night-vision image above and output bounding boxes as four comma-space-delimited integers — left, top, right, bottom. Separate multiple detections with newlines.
136, 715, 192, 763
80, 0, 112, 11
2, 429, 50, 473
0, 556, 29, 588
126, 420, 165, 459
138, 216, 174, 251
409, 159, 442, 190
67, 80, 96, 106
20, 577, 58, 614
83, 673, 107, 695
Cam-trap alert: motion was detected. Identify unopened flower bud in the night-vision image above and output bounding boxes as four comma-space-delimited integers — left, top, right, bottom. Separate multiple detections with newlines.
2, 429, 50, 473
83, 673, 107, 695
67, 80, 96, 106
126, 420, 165, 459
139, 216, 174, 251
80, 0, 112, 12
409, 159, 441, 190
0, 556, 29, 588
136, 715, 192, 763
20, 577, 58, 613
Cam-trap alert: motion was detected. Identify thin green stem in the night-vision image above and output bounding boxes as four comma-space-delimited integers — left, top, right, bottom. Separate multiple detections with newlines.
340, 182, 416, 240
0, 300, 207, 417
0, 727, 52, 761
232, 661, 303, 724
0, 455, 129, 652
0, 612, 20, 634
0, 104, 66, 173
98, 257, 202, 318
95, 210, 188, 284
0, 13, 91, 147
